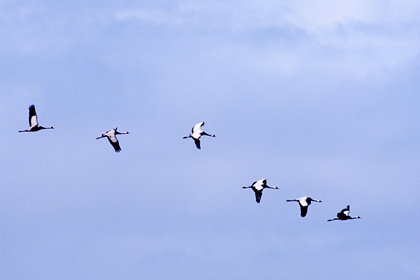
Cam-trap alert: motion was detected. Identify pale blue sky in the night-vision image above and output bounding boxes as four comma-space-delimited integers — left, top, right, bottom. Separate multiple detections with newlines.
1, 1, 419, 279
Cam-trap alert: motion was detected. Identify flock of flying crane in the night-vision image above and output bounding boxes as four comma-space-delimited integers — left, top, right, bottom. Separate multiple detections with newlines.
19, 104, 361, 222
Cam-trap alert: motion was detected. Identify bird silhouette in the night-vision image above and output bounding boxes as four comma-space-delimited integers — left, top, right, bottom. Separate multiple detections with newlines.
96, 128, 129, 152
327, 205, 361, 222
183, 122, 215, 149
286, 196, 322, 217
18, 105, 54, 132
242, 179, 278, 203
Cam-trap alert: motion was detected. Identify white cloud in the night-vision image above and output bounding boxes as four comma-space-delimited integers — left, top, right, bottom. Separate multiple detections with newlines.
115, 9, 182, 25
109, 1, 419, 82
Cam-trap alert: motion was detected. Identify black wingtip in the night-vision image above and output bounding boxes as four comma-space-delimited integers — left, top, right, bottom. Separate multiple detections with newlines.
300, 206, 308, 217
194, 139, 201, 149
28, 105, 37, 115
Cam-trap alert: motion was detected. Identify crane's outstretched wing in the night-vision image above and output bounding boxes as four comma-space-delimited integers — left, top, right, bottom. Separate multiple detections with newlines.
194, 138, 201, 149
28, 105, 38, 128
300, 205, 308, 217
255, 190, 262, 203
107, 135, 121, 152
192, 122, 204, 133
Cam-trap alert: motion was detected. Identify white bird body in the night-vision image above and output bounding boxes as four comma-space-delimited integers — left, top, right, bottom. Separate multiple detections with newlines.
286, 196, 322, 217
183, 122, 215, 149
327, 205, 361, 222
252, 179, 265, 192
242, 179, 278, 203
96, 128, 129, 153
30, 114, 38, 129
191, 122, 204, 139
19, 105, 54, 132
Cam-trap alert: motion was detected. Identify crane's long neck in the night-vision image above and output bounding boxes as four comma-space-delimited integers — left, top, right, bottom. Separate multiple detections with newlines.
202, 132, 215, 137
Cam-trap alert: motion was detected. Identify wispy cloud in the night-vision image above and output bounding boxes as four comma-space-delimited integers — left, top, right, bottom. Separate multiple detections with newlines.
109, 1, 419, 81
115, 9, 182, 25
1, 2, 419, 279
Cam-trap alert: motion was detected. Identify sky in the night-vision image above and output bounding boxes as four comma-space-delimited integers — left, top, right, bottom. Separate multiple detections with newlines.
1, 0, 419, 279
